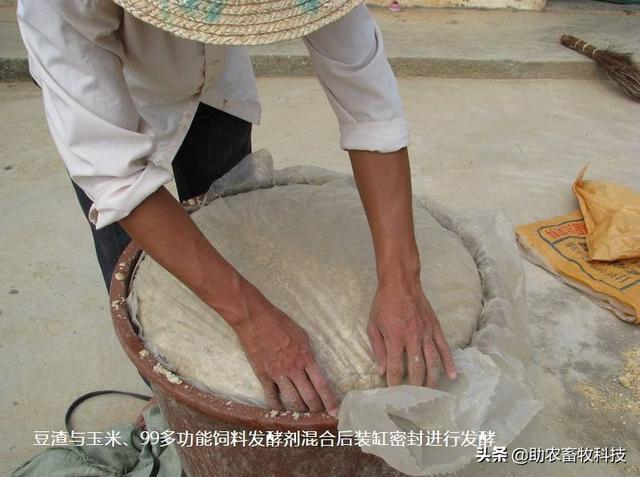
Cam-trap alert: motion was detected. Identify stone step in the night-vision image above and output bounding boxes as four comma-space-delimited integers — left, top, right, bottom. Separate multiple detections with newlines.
2, 2, 639, 81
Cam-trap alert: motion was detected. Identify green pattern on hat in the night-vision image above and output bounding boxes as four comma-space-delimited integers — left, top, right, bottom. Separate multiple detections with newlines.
298, 0, 321, 12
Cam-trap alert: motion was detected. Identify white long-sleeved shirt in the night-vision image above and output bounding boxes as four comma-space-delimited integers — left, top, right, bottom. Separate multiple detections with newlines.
17, 1, 409, 229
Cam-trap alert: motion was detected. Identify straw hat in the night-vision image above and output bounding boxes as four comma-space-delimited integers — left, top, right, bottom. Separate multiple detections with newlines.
113, 0, 364, 45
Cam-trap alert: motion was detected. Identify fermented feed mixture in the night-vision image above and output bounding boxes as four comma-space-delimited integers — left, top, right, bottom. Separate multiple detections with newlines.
132, 177, 483, 406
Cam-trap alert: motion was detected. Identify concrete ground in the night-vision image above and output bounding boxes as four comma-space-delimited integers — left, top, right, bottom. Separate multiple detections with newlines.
250, 4, 640, 78
2, 77, 639, 475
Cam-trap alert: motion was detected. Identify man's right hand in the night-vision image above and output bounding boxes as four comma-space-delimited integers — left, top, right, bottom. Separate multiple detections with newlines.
233, 296, 339, 416
119, 187, 338, 416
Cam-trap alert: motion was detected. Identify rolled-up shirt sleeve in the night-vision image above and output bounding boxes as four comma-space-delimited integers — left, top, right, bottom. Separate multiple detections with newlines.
303, 4, 409, 153
17, 0, 173, 229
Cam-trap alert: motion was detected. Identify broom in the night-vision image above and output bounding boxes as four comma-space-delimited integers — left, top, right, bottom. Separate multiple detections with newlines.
560, 34, 640, 102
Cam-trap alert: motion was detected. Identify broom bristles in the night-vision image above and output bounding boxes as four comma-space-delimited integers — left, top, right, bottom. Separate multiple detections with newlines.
561, 34, 640, 102
595, 50, 640, 100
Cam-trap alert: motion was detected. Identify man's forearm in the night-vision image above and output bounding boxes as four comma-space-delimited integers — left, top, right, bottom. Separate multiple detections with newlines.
119, 186, 263, 327
351, 148, 457, 385
348, 148, 420, 286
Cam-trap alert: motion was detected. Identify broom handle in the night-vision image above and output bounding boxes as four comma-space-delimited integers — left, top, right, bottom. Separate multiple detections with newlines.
560, 34, 600, 60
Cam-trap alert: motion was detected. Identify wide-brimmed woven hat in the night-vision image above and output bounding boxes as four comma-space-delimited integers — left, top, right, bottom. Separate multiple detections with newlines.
113, 0, 364, 45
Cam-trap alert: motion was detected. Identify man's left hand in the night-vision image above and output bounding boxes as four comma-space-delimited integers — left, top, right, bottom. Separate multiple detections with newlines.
367, 277, 458, 388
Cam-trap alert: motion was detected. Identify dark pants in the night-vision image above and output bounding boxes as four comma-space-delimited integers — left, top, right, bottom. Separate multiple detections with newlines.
73, 103, 252, 289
